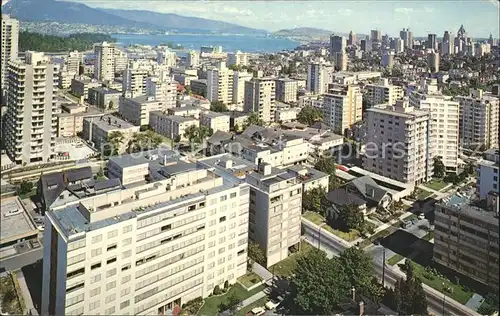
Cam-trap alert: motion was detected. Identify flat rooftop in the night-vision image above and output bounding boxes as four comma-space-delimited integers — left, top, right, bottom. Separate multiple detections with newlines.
1, 197, 38, 245
439, 191, 499, 222
86, 115, 137, 132
349, 166, 413, 190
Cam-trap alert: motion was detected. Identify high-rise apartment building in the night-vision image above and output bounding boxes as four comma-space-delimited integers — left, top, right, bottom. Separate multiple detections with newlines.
145, 77, 177, 109
157, 49, 177, 67
433, 193, 499, 291
123, 66, 149, 98
275, 78, 298, 103
323, 83, 363, 134
348, 31, 356, 46
41, 157, 250, 315
333, 53, 348, 71
227, 51, 249, 67
187, 51, 200, 67
381, 51, 394, 69
3, 52, 57, 165
370, 29, 382, 42
427, 51, 440, 72
427, 34, 437, 50
363, 99, 433, 185
365, 78, 404, 107
306, 63, 333, 94
394, 38, 404, 53
330, 35, 347, 54
232, 71, 253, 109
207, 62, 234, 105
409, 79, 459, 173
456, 89, 499, 150
1, 15, 19, 101
66, 51, 83, 75
244, 78, 276, 123
400, 28, 413, 49
476, 148, 499, 199
94, 42, 116, 82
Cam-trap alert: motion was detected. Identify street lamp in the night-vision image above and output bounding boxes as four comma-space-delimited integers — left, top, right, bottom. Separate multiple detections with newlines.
441, 282, 446, 316
318, 222, 327, 251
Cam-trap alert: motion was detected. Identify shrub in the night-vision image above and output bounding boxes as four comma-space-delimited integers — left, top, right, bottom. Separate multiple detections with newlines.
224, 280, 229, 289
213, 285, 221, 295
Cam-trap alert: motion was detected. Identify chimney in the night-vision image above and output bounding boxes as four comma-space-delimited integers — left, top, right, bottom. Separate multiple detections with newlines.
358, 301, 364, 316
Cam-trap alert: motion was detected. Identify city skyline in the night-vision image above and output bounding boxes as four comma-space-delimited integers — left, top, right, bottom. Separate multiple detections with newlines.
65, 0, 500, 37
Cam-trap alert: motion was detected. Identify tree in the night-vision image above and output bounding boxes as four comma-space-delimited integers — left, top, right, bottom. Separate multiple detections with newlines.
248, 242, 266, 266
210, 101, 227, 112
108, 100, 114, 110
18, 180, 34, 196
104, 131, 124, 156
184, 124, 198, 147
433, 156, 445, 178
338, 204, 365, 231
314, 157, 336, 177
243, 112, 265, 129
302, 186, 327, 214
297, 106, 323, 126
128, 130, 163, 153
196, 125, 211, 145
283, 249, 350, 315
218, 291, 239, 313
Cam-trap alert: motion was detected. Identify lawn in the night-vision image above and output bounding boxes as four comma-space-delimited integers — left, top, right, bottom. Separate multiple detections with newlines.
424, 179, 449, 191
269, 241, 314, 278
235, 296, 269, 316
238, 272, 263, 289
303, 211, 360, 242
406, 261, 474, 304
0, 275, 23, 315
198, 283, 266, 316
387, 254, 405, 266
416, 188, 433, 200
422, 231, 434, 241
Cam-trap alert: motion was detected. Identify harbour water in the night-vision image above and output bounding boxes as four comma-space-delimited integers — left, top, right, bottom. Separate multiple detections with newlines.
112, 33, 299, 53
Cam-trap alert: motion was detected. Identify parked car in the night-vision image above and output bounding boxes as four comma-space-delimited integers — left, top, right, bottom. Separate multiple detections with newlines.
4, 209, 22, 217
418, 213, 425, 220
37, 225, 45, 231
250, 307, 266, 316
401, 221, 413, 229
265, 300, 281, 310
263, 287, 272, 295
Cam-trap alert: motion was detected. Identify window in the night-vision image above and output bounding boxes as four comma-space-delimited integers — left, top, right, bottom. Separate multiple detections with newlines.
120, 300, 130, 309
90, 274, 101, 284
67, 267, 85, 279
107, 244, 117, 251
121, 287, 131, 297
66, 282, 85, 293
106, 281, 116, 291
105, 307, 115, 315
91, 248, 102, 257
122, 225, 132, 234
105, 293, 116, 304
91, 235, 102, 244
90, 287, 101, 297
107, 257, 117, 264
122, 250, 131, 259
91, 262, 101, 270
219, 216, 226, 223
161, 224, 171, 231
106, 268, 116, 278
220, 195, 227, 202
122, 275, 131, 284
89, 300, 100, 311
122, 238, 132, 246
230, 192, 237, 199
67, 239, 86, 252
107, 230, 118, 238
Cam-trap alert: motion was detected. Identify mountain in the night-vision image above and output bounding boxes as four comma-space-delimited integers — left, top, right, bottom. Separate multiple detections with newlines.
99, 9, 267, 35
2, 0, 158, 29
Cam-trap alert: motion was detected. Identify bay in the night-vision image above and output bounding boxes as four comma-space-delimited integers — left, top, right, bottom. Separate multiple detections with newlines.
112, 33, 299, 53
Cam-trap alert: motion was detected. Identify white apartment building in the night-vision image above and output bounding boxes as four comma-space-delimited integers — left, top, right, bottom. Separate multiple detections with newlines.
1, 15, 19, 99
307, 63, 333, 94
187, 51, 200, 67
94, 42, 116, 82
232, 71, 253, 109
114, 50, 129, 74
149, 112, 199, 142
146, 77, 177, 110
275, 78, 298, 103
199, 111, 230, 133
41, 159, 249, 315
323, 83, 363, 134
157, 49, 177, 67
427, 51, 440, 72
59, 71, 76, 89
476, 148, 499, 199
207, 62, 234, 105
227, 51, 249, 67
119, 95, 167, 126
409, 79, 460, 172
82, 115, 139, 153
3, 52, 58, 165
456, 89, 499, 150
363, 99, 433, 185
365, 78, 403, 107
66, 51, 83, 74
244, 78, 276, 123
123, 67, 149, 98
275, 109, 297, 123
71, 77, 102, 100
199, 155, 301, 268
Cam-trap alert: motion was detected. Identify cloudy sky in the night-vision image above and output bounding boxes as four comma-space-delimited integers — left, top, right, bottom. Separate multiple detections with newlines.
69, 0, 498, 37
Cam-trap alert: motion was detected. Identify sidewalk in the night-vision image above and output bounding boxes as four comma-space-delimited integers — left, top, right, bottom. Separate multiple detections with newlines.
235, 291, 267, 311
15, 269, 38, 315
251, 262, 273, 281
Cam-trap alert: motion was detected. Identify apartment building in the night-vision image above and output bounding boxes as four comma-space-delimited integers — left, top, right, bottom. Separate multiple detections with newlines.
275, 78, 298, 103
59, 71, 76, 89
123, 67, 149, 98
82, 115, 139, 154
244, 78, 276, 123
157, 49, 177, 67
456, 89, 499, 150
190, 79, 208, 97
476, 148, 499, 199
187, 51, 200, 67
227, 51, 249, 67
275, 109, 297, 123
200, 111, 230, 133
363, 99, 433, 185
199, 155, 301, 268
409, 79, 459, 173
427, 51, 440, 73
433, 193, 499, 291
41, 157, 250, 315
57, 104, 103, 137
66, 51, 83, 74
207, 62, 234, 105
146, 77, 177, 109
114, 50, 129, 74
322, 83, 363, 134
232, 71, 253, 109
88, 87, 121, 111
167, 106, 205, 119
1, 15, 19, 100
119, 95, 167, 126
94, 42, 116, 82
149, 112, 199, 142
307, 63, 334, 94
71, 77, 102, 100
365, 78, 404, 107
3, 52, 58, 165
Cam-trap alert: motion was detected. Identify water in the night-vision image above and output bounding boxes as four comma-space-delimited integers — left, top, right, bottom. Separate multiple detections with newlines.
112, 33, 299, 53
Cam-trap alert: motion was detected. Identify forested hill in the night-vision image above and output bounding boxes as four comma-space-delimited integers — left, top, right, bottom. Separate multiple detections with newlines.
19, 32, 116, 52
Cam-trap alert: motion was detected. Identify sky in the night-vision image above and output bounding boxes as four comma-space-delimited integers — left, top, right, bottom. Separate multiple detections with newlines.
68, 0, 499, 37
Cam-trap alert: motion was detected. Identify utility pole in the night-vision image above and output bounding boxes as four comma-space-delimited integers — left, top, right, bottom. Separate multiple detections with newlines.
382, 248, 386, 287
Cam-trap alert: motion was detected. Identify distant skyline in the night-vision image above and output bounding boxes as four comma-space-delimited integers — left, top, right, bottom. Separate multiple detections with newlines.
64, 0, 499, 37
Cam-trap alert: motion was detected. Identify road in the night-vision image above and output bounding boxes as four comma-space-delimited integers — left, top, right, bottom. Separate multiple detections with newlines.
302, 220, 480, 316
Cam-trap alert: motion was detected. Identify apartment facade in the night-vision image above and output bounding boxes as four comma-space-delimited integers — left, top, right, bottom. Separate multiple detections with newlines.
146, 77, 177, 109
199, 111, 230, 133
187, 51, 200, 67
3, 52, 58, 165
149, 112, 199, 142
476, 149, 499, 199
244, 78, 276, 123
433, 195, 499, 291
119, 95, 166, 126
82, 115, 139, 154
307, 63, 333, 94
456, 89, 499, 150
88, 87, 121, 110
71, 77, 102, 100
57, 107, 103, 137
66, 51, 83, 74
232, 71, 253, 109
363, 99, 433, 185
1, 14, 19, 99
365, 78, 403, 107
207, 63, 234, 105
275, 78, 298, 103
123, 67, 149, 98
94, 42, 116, 82
227, 51, 249, 67
322, 83, 363, 134
41, 161, 250, 315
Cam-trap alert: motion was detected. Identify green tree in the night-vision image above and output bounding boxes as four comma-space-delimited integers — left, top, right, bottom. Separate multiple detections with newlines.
184, 124, 198, 147
302, 186, 327, 214
243, 111, 265, 129
108, 100, 114, 110
104, 131, 124, 156
210, 101, 228, 112
297, 106, 323, 126
218, 291, 239, 313
18, 181, 34, 196
196, 125, 211, 144
314, 157, 339, 189
338, 204, 365, 230
433, 156, 445, 178
128, 130, 163, 153
248, 242, 266, 266
388, 260, 428, 315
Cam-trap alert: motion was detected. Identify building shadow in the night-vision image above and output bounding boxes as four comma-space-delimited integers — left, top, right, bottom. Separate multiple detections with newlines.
21, 260, 42, 314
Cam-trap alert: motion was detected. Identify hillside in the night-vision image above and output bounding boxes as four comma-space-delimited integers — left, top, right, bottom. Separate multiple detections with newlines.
19, 32, 116, 52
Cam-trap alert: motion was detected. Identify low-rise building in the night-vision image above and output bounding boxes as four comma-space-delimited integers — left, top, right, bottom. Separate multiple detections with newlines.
71, 77, 101, 100
286, 165, 329, 192
167, 106, 205, 119
200, 111, 230, 133
58, 71, 76, 89
119, 95, 166, 126
88, 87, 121, 111
364, 78, 404, 107
225, 112, 249, 132
57, 104, 103, 137
275, 109, 297, 123
82, 115, 139, 153
149, 112, 199, 142
476, 148, 499, 199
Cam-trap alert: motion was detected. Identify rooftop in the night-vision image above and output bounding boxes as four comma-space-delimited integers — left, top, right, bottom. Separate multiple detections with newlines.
439, 190, 498, 221
90, 87, 121, 95
1, 197, 38, 245
86, 115, 137, 132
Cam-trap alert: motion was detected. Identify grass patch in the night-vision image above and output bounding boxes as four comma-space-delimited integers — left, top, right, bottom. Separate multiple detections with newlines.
303, 211, 360, 242
199, 283, 265, 316
424, 179, 449, 191
19, 188, 37, 200
235, 296, 269, 316
0, 274, 23, 315
238, 272, 263, 289
422, 231, 434, 241
270, 241, 314, 278
406, 261, 474, 304
416, 188, 433, 200
359, 227, 395, 248
387, 254, 405, 266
